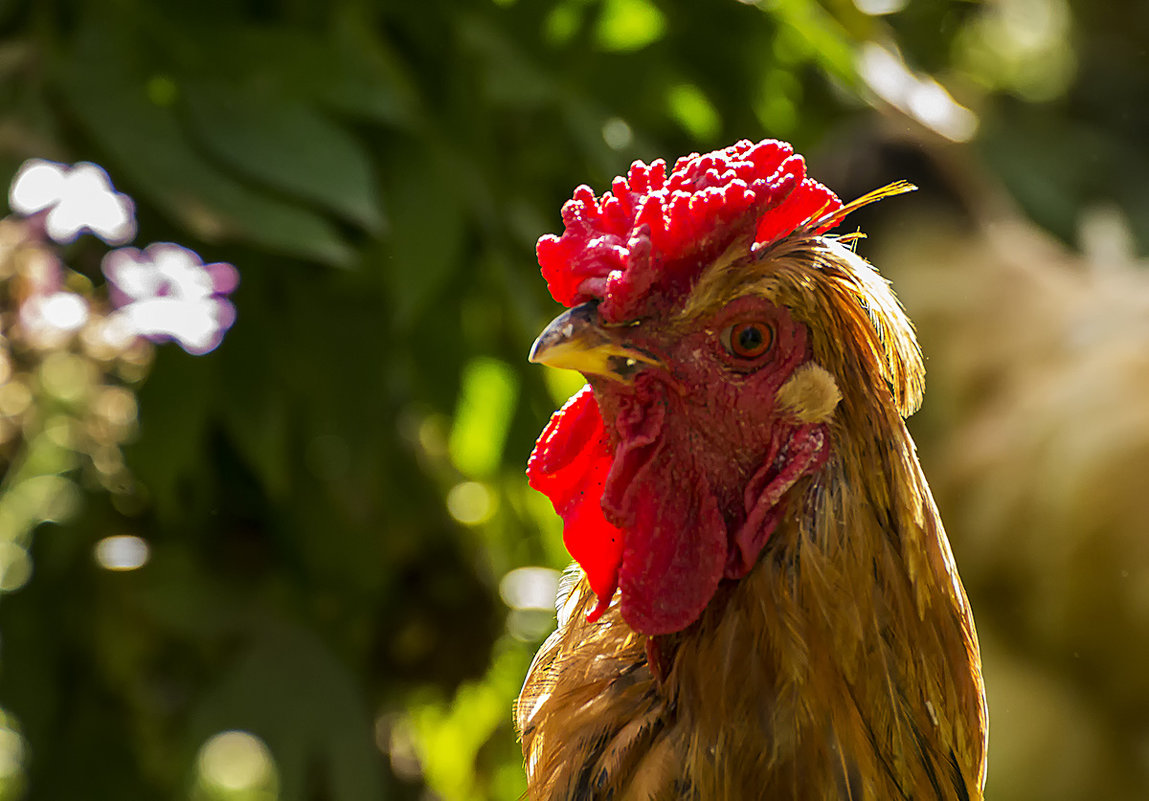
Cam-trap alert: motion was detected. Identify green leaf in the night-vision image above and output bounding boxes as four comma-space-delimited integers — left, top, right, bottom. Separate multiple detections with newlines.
182, 82, 384, 232
125, 352, 214, 522
55, 25, 353, 266
204, 23, 420, 128
458, 13, 558, 108
325, 11, 422, 126
220, 379, 291, 502
376, 143, 466, 328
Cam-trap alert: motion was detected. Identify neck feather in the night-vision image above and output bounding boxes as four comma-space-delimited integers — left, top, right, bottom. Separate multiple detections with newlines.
667, 402, 987, 800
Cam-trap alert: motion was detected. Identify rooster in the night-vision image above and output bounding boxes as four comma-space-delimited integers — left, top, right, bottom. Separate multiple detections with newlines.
516, 139, 987, 801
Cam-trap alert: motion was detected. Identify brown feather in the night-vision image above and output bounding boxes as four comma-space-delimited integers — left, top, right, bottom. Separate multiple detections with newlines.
518, 233, 986, 800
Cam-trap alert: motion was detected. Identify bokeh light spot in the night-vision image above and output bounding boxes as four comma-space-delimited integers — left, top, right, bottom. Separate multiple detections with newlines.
853, 0, 907, 14
196, 730, 276, 794
39, 351, 94, 403
0, 543, 31, 593
0, 712, 27, 791
92, 386, 138, 433
601, 117, 634, 151
0, 380, 31, 418
499, 566, 561, 611
543, 3, 582, 46
446, 481, 496, 526
8, 474, 80, 526
417, 414, 448, 459
954, 0, 1075, 102
22, 292, 89, 346
375, 713, 423, 781
146, 75, 179, 107
94, 535, 150, 571
9, 160, 136, 245
8, 161, 65, 214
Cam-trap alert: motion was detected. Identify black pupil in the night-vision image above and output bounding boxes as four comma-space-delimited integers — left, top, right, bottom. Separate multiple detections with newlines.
737, 325, 764, 353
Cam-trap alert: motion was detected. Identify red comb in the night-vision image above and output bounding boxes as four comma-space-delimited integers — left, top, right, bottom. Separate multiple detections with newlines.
536, 139, 841, 322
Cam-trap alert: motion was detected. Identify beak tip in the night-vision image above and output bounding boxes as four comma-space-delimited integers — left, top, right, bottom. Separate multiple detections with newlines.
527, 330, 556, 365
527, 341, 542, 364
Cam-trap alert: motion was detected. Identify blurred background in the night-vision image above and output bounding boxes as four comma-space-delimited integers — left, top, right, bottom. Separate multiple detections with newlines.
0, 0, 1146, 799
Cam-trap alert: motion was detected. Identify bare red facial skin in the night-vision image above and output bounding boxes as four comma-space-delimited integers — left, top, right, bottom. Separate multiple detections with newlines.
529, 294, 831, 635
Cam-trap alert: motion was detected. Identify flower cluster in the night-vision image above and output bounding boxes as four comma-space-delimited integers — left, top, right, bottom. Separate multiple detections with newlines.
103, 244, 239, 355
9, 159, 136, 245
0, 158, 240, 582
7, 158, 238, 355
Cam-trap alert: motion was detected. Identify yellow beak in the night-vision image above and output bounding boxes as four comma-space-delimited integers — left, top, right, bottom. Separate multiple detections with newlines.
529, 302, 661, 382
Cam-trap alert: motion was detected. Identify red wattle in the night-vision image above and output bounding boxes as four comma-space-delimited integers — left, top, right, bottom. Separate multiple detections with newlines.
598, 383, 727, 635
526, 387, 623, 617
615, 452, 728, 636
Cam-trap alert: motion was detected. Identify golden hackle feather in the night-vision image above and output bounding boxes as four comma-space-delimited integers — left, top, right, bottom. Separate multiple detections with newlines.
518, 201, 986, 800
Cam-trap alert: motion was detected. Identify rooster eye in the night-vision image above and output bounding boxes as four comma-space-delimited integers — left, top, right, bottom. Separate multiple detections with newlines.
723, 321, 774, 359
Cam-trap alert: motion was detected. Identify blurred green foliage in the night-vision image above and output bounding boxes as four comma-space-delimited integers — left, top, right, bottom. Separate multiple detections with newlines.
0, 0, 1144, 799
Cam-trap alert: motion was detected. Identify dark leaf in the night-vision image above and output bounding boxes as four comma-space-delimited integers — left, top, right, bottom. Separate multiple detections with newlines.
55, 24, 353, 266
182, 81, 384, 232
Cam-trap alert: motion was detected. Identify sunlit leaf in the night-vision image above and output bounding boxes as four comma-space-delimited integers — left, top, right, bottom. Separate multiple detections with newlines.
449, 357, 519, 479
666, 83, 722, 141
409, 640, 531, 801
595, 0, 667, 52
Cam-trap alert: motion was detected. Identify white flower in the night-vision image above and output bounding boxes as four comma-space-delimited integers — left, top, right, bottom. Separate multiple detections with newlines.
102, 244, 238, 355
8, 159, 136, 245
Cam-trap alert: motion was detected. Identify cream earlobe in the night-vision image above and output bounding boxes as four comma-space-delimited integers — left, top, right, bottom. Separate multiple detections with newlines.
775, 362, 841, 424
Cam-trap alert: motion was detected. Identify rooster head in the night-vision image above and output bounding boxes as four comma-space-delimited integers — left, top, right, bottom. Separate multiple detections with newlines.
527, 139, 920, 635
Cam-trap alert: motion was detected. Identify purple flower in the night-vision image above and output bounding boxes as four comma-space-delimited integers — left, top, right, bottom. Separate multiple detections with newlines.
102, 244, 238, 355
8, 159, 136, 245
